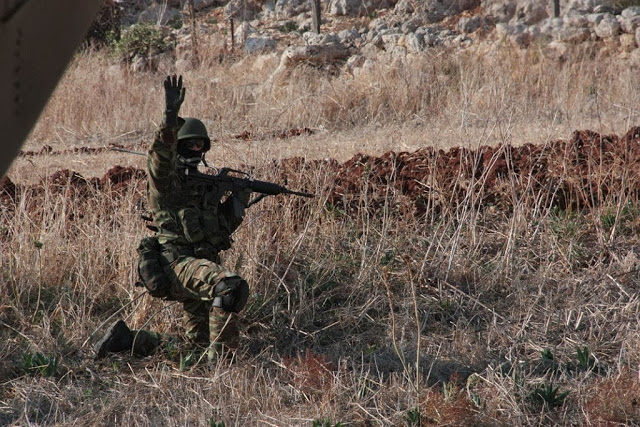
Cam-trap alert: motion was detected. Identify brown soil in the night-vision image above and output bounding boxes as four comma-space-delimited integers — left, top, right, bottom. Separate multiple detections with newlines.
3, 127, 640, 217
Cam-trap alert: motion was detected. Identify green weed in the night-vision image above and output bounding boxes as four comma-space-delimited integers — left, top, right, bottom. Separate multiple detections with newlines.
576, 346, 598, 373
601, 202, 638, 230
19, 352, 59, 377
550, 207, 580, 238
404, 407, 421, 425
540, 348, 560, 372
530, 383, 569, 408
277, 21, 299, 33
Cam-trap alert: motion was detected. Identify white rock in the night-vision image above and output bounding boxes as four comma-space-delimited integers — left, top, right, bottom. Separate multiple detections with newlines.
394, 0, 414, 14
514, 0, 549, 25
563, 0, 598, 14
458, 16, 484, 34
225, 0, 262, 20
329, 0, 394, 17
275, 0, 309, 18
539, 17, 564, 35
381, 33, 402, 51
338, 28, 360, 43
245, 37, 277, 55
619, 7, 640, 33
586, 13, 606, 26
138, 4, 180, 25
402, 33, 425, 52
564, 10, 589, 28
594, 13, 621, 38
304, 32, 341, 44
556, 26, 591, 43
622, 6, 640, 18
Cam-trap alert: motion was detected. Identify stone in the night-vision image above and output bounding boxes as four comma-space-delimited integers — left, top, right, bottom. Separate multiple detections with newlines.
275, 0, 310, 18
619, 7, 640, 33
514, 0, 549, 25
404, 33, 425, 52
458, 16, 484, 34
329, 0, 394, 17
225, 0, 262, 21
594, 13, 621, 38
245, 37, 277, 55
486, 1, 516, 24
556, 26, 591, 43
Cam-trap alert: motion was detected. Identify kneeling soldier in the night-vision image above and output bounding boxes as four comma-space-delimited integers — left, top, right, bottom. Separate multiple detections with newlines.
95, 75, 251, 360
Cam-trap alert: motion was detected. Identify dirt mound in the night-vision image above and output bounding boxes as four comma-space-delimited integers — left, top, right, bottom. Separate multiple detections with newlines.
101, 165, 147, 189
4, 127, 640, 218
321, 126, 640, 215
1, 166, 147, 224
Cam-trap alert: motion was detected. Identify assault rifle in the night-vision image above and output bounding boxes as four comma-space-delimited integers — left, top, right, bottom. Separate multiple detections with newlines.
108, 146, 314, 205
184, 167, 314, 209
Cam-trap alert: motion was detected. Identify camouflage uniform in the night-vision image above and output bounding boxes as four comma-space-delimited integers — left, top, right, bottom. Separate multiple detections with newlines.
95, 75, 249, 360
131, 119, 250, 357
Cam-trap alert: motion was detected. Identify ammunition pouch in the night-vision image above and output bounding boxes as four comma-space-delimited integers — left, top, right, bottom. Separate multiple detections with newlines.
193, 241, 221, 262
161, 243, 195, 264
212, 276, 249, 313
136, 236, 171, 298
178, 207, 205, 243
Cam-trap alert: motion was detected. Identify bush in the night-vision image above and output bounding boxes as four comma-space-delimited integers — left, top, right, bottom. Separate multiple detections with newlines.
109, 23, 166, 61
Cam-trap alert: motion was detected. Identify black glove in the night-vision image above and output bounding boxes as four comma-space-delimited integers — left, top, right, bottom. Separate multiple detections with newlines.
164, 74, 186, 127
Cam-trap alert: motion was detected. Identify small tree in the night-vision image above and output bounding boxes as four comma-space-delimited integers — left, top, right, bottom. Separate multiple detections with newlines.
311, 0, 321, 34
188, 0, 199, 65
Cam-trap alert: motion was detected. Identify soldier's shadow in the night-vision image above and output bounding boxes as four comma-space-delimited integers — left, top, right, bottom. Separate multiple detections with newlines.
245, 325, 483, 387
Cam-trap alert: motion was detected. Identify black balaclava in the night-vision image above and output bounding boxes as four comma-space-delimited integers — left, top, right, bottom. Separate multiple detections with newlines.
176, 141, 203, 169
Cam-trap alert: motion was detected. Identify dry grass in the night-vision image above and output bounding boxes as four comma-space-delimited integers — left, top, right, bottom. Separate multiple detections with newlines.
2, 40, 640, 425
9, 40, 640, 181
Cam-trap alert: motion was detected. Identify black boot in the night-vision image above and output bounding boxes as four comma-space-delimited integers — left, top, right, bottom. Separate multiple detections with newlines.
94, 320, 134, 358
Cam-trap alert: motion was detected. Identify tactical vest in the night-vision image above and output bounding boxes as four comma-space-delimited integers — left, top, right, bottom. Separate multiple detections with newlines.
149, 166, 234, 252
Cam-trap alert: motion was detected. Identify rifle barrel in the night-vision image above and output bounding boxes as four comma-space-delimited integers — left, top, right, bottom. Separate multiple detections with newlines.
287, 189, 315, 198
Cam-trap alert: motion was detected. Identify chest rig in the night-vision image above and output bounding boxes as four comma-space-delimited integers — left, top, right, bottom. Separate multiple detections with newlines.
147, 166, 233, 252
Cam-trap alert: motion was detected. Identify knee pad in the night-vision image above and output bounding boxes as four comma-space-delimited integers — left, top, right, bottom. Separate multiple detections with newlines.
212, 276, 249, 313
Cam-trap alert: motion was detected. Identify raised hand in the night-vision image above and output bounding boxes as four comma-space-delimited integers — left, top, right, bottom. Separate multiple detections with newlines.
163, 74, 186, 126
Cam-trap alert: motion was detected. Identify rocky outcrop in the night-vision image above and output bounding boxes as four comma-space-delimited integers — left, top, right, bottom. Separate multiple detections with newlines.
101, 0, 640, 74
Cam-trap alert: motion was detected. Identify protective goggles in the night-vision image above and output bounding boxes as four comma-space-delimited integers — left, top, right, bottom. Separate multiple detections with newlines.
181, 138, 206, 151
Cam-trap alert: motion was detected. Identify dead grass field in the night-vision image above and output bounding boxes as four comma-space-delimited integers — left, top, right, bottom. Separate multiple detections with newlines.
2, 40, 640, 426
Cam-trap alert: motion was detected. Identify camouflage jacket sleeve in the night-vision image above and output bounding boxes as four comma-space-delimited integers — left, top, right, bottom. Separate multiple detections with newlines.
147, 122, 178, 201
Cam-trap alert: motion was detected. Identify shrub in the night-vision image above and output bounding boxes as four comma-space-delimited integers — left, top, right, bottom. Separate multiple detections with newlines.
109, 23, 166, 61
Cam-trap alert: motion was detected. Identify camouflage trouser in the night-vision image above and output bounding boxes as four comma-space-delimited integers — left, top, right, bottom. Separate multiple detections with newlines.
140, 250, 245, 357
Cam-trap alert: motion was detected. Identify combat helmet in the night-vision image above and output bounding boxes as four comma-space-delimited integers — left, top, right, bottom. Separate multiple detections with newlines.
177, 117, 211, 152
